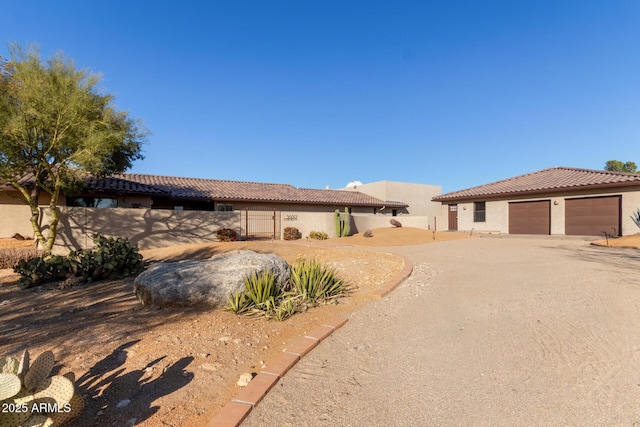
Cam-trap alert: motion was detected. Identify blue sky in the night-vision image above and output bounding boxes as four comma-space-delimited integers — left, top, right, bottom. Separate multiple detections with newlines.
3, 1, 640, 193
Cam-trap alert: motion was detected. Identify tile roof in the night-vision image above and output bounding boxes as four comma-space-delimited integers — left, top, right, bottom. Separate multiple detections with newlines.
86, 173, 407, 207
433, 167, 640, 202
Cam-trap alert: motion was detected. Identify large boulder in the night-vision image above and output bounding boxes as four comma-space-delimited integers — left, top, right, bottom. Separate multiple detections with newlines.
133, 250, 290, 308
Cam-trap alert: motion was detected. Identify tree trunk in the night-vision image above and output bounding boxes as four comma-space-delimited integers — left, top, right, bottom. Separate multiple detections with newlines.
25, 185, 48, 252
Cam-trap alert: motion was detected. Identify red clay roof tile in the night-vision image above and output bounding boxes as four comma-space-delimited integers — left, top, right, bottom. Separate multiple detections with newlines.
86, 173, 407, 207
433, 167, 640, 202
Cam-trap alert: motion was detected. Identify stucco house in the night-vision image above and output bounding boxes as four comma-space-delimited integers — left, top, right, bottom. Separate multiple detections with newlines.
0, 173, 409, 249
433, 166, 640, 236
68, 173, 409, 213
343, 180, 441, 217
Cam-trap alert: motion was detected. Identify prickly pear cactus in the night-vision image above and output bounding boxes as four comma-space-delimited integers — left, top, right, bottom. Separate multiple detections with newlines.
17, 350, 29, 381
24, 351, 55, 391
0, 388, 33, 426
20, 413, 53, 427
32, 376, 75, 407
0, 350, 83, 427
49, 393, 84, 426
0, 373, 21, 400
0, 356, 19, 375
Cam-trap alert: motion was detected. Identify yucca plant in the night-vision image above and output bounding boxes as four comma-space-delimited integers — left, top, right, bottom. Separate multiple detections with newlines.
290, 259, 346, 304
225, 291, 251, 314
243, 270, 281, 307
274, 296, 298, 321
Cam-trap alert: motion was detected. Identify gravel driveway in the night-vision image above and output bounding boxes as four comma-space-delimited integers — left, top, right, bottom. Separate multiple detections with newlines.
242, 237, 640, 426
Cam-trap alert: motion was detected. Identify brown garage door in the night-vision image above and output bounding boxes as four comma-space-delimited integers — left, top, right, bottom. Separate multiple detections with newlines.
565, 196, 621, 236
509, 200, 550, 234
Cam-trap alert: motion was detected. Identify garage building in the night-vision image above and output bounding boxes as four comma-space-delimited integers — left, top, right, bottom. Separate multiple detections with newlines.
432, 167, 640, 236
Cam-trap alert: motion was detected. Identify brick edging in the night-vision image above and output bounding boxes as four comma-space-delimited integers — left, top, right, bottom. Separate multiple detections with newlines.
206, 254, 413, 427
371, 254, 414, 298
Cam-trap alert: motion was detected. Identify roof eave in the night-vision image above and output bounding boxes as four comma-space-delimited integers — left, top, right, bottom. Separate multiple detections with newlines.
432, 180, 640, 203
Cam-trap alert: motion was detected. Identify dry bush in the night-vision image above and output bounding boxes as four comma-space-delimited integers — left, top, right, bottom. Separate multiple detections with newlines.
0, 247, 41, 269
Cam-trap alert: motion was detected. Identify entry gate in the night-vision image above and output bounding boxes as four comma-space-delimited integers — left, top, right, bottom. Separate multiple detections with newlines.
240, 207, 281, 240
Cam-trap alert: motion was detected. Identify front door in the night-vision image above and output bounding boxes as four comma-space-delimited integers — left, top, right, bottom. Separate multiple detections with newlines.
448, 204, 458, 231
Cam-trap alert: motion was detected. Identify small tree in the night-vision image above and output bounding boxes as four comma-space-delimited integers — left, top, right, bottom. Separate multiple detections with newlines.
0, 44, 147, 254
605, 160, 638, 173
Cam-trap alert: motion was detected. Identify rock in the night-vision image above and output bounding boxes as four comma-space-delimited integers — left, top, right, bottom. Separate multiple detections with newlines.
390, 219, 402, 228
237, 372, 256, 387
11, 233, 25, 240
201, 363, 222, 372
116, 399, 131, 409
363, 229, 373, 238
133, 250, 290, 308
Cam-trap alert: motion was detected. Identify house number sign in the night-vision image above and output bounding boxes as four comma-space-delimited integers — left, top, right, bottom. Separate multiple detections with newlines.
284, 215, 298, 221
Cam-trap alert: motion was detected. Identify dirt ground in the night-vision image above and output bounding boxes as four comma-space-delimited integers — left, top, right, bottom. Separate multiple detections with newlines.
0, 227, 470, 427
592, 233, 640, 248
243, 236, 640, 426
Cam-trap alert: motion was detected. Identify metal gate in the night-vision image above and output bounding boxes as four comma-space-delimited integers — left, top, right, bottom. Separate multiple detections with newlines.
240, 207, 281, 240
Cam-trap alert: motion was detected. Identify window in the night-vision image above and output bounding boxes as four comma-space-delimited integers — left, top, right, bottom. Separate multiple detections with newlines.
67, 197, 117, 208
474, 201, 486, 222
216, 204, 234, 212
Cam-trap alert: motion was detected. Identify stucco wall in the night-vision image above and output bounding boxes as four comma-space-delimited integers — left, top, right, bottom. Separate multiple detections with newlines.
345, 180, 442, 217
439, 187, 640, 236
42, 207, 240, 253
277, 211, 434, 239
0, 193, 52, 238
0, 204, 35, 238
350, 214, 433, 233
279, 211, 339, 238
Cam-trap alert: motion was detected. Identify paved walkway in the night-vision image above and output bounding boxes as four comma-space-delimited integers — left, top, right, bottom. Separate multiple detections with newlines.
242, 237, 640, 426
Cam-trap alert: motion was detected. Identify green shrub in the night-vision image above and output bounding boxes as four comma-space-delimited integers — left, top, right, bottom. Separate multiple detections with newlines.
309, 230, 328, 240
69, 234, 145, 281
14, 233, 144, 289
283, 227, 302, 240
217, 228, 237, 242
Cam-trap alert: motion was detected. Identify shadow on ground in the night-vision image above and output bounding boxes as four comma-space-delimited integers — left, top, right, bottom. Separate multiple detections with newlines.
66, 340, 194, 426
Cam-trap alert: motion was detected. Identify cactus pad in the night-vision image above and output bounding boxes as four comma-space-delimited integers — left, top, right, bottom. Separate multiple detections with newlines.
0, 356, 19, 375
33, 375, 75, 407
0, 389, 33, 426
24, 351, 55, 391
18, 349, 30, 380
0, 410, 32, 427
62, 371, 75, 384
49, 393, 84, 426
0, 373, 22, 400
21, 414, 54, 427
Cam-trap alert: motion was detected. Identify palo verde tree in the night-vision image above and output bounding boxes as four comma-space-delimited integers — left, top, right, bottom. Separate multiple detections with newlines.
0, 44, 146, 254
604, 160, 638, 173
